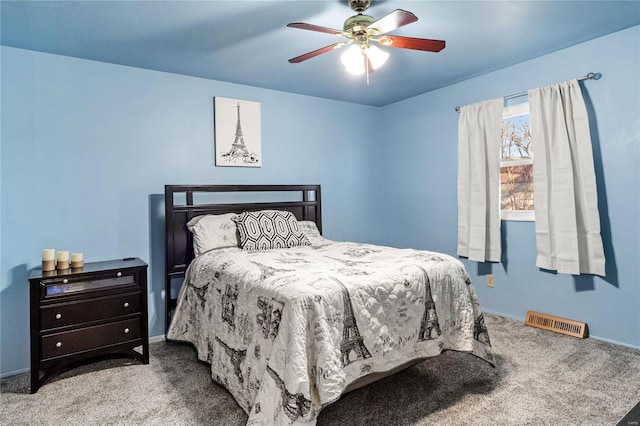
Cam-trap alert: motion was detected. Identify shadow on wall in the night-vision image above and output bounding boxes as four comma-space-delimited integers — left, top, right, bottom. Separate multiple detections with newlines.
477, 261, 493, 277
474, 221, 508, 276
500, 221, 509, 273
1, 264, 30, 374
580, 83, 618, 290
148, 194, 166, 338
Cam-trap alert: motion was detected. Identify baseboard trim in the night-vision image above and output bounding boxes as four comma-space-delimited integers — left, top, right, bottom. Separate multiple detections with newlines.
587, 334, 640, 351
482, 309, 524, 322
0, 367, 30, 379
149, 334, 166, 343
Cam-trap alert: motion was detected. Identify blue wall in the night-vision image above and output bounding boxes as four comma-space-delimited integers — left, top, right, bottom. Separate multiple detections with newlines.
0, 47, 383, 375
378, 26, 640, 348
1, 25, 639, 376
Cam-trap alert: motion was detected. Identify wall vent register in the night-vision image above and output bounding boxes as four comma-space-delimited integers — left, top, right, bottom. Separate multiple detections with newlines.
524, 310, 587, 339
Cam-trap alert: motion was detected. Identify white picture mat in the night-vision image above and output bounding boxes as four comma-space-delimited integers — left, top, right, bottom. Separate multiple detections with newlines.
214, 97, 261, 167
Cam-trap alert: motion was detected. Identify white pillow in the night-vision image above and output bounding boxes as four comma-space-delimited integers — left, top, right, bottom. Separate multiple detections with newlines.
186, 213, 239, 256
297, 220, 327, 246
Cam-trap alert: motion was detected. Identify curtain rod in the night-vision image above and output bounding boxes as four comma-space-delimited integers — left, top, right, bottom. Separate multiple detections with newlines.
454, 72, 601, 112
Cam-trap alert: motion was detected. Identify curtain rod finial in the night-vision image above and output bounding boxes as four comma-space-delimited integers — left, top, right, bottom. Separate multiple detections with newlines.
586, 72, 601, 80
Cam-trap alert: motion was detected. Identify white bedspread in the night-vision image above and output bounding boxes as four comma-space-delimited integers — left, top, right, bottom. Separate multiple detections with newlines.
167, 240, 494, 425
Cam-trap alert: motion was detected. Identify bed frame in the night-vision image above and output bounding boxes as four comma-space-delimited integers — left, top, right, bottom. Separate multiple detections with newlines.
164, 184, 430, 396
164, 184, 322, 334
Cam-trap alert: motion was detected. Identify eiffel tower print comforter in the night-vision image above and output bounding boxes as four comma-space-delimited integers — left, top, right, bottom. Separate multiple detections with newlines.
167, 239, 495, 425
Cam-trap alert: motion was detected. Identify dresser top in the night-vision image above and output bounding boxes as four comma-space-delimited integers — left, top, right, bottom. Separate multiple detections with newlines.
29, 257, 147, 280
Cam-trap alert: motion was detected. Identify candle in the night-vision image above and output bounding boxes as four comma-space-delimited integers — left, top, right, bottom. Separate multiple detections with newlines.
57, 251, 69, 262
42, 249, 55, 261
70, 252, 84, 269
42, 249, 56, 271
56, 251, 70, 270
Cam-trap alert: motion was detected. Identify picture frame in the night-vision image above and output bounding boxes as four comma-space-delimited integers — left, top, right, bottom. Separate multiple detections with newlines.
214, 97, 262, 167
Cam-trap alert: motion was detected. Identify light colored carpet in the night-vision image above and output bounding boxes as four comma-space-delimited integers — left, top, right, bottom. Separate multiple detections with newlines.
2, 314, 639, 425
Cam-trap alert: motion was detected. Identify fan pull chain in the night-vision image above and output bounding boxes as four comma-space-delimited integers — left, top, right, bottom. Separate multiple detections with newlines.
365, 56, 370, 86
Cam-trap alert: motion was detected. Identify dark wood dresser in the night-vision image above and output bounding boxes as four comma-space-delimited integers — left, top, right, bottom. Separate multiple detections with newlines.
29, 257, 149, 393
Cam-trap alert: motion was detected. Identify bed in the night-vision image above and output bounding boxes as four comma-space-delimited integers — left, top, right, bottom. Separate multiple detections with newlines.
164, 184, 494, 425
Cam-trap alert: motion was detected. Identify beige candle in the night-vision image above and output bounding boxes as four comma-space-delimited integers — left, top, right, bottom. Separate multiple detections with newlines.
70, 252, 84, 269
57, 251, 69, 262
56, 251, 70, 270
42, 249, 55, 261
42, 249, 56, 271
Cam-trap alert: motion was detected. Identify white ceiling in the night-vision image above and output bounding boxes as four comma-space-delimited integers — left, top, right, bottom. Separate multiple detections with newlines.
2, 1, 639, 106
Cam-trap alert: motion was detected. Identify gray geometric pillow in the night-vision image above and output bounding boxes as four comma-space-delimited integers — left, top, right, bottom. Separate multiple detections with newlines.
232, 210, 311, 251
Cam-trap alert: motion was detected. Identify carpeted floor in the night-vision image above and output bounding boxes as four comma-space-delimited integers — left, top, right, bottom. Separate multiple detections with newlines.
2, 314, 639, 425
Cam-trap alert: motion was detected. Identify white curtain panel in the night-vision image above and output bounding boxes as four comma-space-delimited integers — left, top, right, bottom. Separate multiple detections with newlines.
457, 98, 503, 262
528, 79, 605, 276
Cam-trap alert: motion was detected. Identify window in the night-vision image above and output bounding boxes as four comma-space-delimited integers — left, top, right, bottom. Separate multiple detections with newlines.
500, 102, 534, 221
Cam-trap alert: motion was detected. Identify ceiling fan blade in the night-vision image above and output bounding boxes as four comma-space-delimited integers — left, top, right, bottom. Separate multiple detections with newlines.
287, 22, 343, 36
288, 43, 345, 63
380, 35, 445, 52
367, 9, 418, 35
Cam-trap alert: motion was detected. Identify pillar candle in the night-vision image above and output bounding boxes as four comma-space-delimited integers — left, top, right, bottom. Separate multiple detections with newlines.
56, 251, 70, 270
42, 249, 55, 261
42, 249, 56, 271
57, 251, 69, 262
70, 252, 84, 269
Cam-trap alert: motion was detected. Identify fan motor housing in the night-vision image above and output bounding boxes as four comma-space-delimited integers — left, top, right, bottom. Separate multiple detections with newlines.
343, 14, 377, 35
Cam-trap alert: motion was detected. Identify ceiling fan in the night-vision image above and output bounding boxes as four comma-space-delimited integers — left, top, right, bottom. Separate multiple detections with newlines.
287, 0, 445, 78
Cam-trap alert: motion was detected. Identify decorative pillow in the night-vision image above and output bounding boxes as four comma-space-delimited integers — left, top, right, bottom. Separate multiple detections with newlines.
186, 213, 239, 256
232, 210, 311, 251
297, 220, 326, 246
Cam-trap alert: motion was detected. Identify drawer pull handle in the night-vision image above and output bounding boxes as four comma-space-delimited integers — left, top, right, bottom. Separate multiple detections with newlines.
55, 313, 62, 320
124, 328, 130, 334
55, 342, 62, 348
116, 272, 122, 277
62, 278, 69, 284
123, 302, 130, 308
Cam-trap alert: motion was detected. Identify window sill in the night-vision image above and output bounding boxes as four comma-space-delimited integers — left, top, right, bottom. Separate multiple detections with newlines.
501, 211, 535, 222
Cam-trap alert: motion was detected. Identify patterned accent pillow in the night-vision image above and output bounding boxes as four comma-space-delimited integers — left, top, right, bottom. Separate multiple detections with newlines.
186, 213, 239, 256
297, 220, 326, 246
232, 210, 311, 251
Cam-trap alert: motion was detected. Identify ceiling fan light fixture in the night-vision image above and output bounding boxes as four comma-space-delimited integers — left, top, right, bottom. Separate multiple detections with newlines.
341, 44, 365, 74
367, 45, 389, 70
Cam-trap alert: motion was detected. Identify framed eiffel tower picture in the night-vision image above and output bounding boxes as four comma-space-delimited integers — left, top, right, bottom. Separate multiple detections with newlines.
214, 97, 261, 167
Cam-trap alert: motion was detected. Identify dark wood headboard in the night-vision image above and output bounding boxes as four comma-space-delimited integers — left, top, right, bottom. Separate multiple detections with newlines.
164, 184, 322, 334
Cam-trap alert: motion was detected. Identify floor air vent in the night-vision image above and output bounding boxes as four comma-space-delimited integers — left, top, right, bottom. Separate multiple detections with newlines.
524, 311, 587, 338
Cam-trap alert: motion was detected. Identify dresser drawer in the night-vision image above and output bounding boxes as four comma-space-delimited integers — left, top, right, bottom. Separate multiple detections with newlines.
41, 318, 141, 360
40, 291, 141, 330
40, 270, 139, 299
